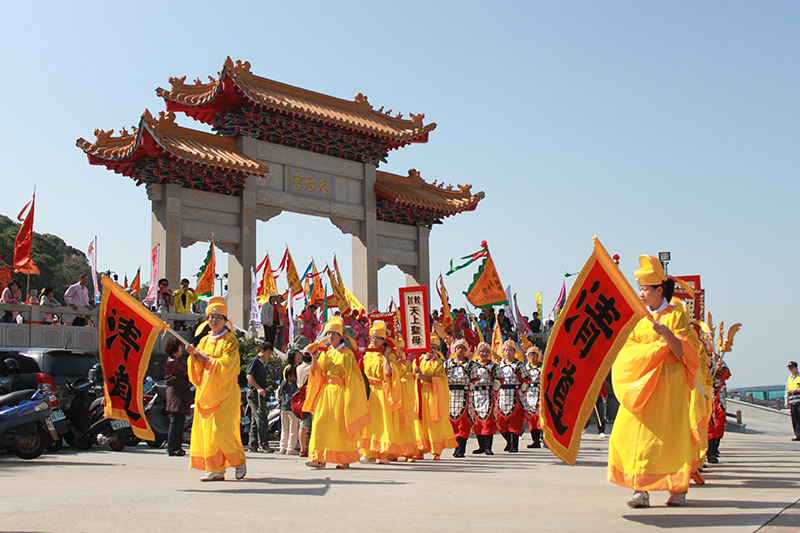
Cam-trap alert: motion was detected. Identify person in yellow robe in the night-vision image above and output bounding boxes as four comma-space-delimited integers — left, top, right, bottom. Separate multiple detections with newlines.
359, 320, 402, 464
186, 297, 247, 482
303, 316, 370, 469
608, 255, 701, 508
413, 348, 457, 460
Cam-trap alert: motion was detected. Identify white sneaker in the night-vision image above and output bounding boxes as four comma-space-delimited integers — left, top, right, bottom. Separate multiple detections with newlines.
598, 433, 607, 438
666, 493, 686, 507
359, 456, 376, 464
200, 472, 224, 482
235, 464, 246, 480
627, 491, 650, 508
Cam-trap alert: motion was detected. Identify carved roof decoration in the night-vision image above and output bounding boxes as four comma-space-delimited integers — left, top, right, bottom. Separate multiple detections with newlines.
375, 169, 484, 227
156, 57, 436, 150
77, 109, 269, 175
76, 110, 268, 195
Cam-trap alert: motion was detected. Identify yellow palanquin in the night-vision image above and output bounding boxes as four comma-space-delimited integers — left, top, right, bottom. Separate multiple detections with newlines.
303, 345, 370, 464
188, 330, 246, 473
414, 356, 457, 455
608, 304, 700, 492
359, 350, 401, 458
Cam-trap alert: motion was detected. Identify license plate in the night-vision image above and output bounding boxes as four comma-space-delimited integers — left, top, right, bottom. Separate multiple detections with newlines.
48, 410, 66, 422
110, 419, 130, 430
241, 416, 250, 425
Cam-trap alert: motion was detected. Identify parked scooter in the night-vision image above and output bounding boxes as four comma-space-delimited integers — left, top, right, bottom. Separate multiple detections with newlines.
86, 363, 133, 451
58, 375, 97, 451
0, 358, 60, 459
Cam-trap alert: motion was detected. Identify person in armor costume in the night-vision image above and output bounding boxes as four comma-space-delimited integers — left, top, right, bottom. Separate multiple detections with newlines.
358, 321, 401, 464
471, 342, 499, 455
444, 339, 479, 457
496, 340, 531, 453
707, 356, 731, 463
524, 347, 543, 448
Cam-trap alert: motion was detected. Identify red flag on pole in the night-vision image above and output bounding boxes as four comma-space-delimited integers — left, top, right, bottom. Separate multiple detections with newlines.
540, 236, 649, 465
13, 194, 35, 272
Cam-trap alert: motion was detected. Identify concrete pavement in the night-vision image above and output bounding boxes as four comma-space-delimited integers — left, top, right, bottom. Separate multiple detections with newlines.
2, 418, 799, 532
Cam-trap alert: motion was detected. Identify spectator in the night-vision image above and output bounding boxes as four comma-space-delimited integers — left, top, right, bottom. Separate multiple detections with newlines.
300, 304, 319, 341
39, 287, 60, 325
1, 279, 23, 323
786, 361, 800, 441
173, 278, 198, 330
528, 312, 541, 333
64, 274, 93, 326
164, 336, 191, 456
260, 292, 281, 344
296, 349, 313, 457
156, 278, 173, 314
277, 364, 300, 454
245, 342, 275, 453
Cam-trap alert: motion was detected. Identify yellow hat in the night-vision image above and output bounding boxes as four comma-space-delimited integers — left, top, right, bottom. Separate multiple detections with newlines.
206, 296, 228, 318
369, 320, 388, 338
323, 316, 344, 336
634, 255, 667, 286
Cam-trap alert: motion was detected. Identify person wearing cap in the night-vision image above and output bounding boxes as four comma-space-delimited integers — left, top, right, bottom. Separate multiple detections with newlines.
496, 340, 531, 453
608, 255, 701, 508
786, 361, 800, 441
471, 342, 500, 455
413, 339, 457, 460
302, 316, 370, 469
444, 338, 480, 457
358, 320, 401, 464
260, 292, 282, 345
185, 296, 247, 482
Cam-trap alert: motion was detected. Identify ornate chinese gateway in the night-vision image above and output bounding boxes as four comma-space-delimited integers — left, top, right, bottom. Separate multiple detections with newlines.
77, 57, 484, 325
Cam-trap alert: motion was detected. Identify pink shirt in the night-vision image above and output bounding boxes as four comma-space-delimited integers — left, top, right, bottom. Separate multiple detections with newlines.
64, 282, 90, 309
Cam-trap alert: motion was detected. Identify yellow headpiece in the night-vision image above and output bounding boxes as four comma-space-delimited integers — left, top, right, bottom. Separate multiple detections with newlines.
634, 254, 695, 298
206, 296, 228, 318
369, 320, 388, 338
323, 316, 344, 336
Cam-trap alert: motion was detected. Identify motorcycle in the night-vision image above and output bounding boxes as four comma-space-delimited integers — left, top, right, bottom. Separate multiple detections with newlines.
0, 358, 60, 459
57, 376, 97, 451
142, 377, 193, 449
86, 363, 133, 451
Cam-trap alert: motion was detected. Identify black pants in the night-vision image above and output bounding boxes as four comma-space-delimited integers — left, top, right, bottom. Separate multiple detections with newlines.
167, 412, 186, 452
72, 316, 87, 326
790, 402, 800, 438
263, 325, 278, 344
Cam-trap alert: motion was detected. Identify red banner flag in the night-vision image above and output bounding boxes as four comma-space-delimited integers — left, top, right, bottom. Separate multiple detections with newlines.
540, 236, 649, 465
13, 194, 35, 272
99, 275, 168, 440
130, 267, 141, 298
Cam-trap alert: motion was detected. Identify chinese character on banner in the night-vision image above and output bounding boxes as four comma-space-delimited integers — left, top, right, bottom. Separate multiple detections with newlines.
399, 286, 431, 355
540, 237, 649, 465
99, 275, 167, 440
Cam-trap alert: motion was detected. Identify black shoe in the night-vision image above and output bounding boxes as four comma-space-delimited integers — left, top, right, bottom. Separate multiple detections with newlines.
472, 448, 485, 454
509, 434, 519, 453
793, 437, 800, 441
527, 442, 541, 449
472, 435, 485, 454
502, 432, 511, 451
484, 449, 494, 455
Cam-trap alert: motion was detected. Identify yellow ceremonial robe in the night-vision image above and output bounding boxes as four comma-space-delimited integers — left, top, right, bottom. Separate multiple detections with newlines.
359, 350, 401, 457
303, 344, 370, 464
608, 304, 700, 493
188, 330, 246, 473
394, 358, 420, 457
414, 356, 457, 455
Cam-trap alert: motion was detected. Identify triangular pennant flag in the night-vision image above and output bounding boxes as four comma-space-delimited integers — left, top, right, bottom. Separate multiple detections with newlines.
465, 252, 509, 309
256, 253, 278, 304
196, 237, 216, 297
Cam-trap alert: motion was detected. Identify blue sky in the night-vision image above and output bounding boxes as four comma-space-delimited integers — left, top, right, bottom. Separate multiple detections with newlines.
2, 2, 798, 388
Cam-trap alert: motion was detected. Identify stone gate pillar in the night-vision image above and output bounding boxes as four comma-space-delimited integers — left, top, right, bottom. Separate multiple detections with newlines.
352, 163, 379, 311
150, 184, 182, 289
404, 226, 431, 293
227, 188, 258, 328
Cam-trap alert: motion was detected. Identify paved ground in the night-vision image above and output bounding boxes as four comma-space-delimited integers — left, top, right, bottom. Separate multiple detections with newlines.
2, 419, 799, 533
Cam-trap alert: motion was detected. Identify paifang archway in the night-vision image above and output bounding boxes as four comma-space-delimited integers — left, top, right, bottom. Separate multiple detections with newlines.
77, 58, 484, 326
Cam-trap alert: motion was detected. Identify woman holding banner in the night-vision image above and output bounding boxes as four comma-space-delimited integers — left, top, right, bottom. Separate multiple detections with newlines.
186, 297, 247, 482
608, 255, 700, 508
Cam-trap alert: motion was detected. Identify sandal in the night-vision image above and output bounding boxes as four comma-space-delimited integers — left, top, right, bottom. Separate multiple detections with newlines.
305, 460, 325, 468
335, 463, 350, 469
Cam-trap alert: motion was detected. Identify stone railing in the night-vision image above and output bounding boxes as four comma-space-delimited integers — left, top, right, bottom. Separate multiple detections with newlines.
0, 303, 203, 352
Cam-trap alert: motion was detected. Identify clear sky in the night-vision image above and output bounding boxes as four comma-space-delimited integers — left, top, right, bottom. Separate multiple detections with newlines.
2, 2, 798, 388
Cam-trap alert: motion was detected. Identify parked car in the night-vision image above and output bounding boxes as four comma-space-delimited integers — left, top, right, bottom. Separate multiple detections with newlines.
0, 348, 99, 412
